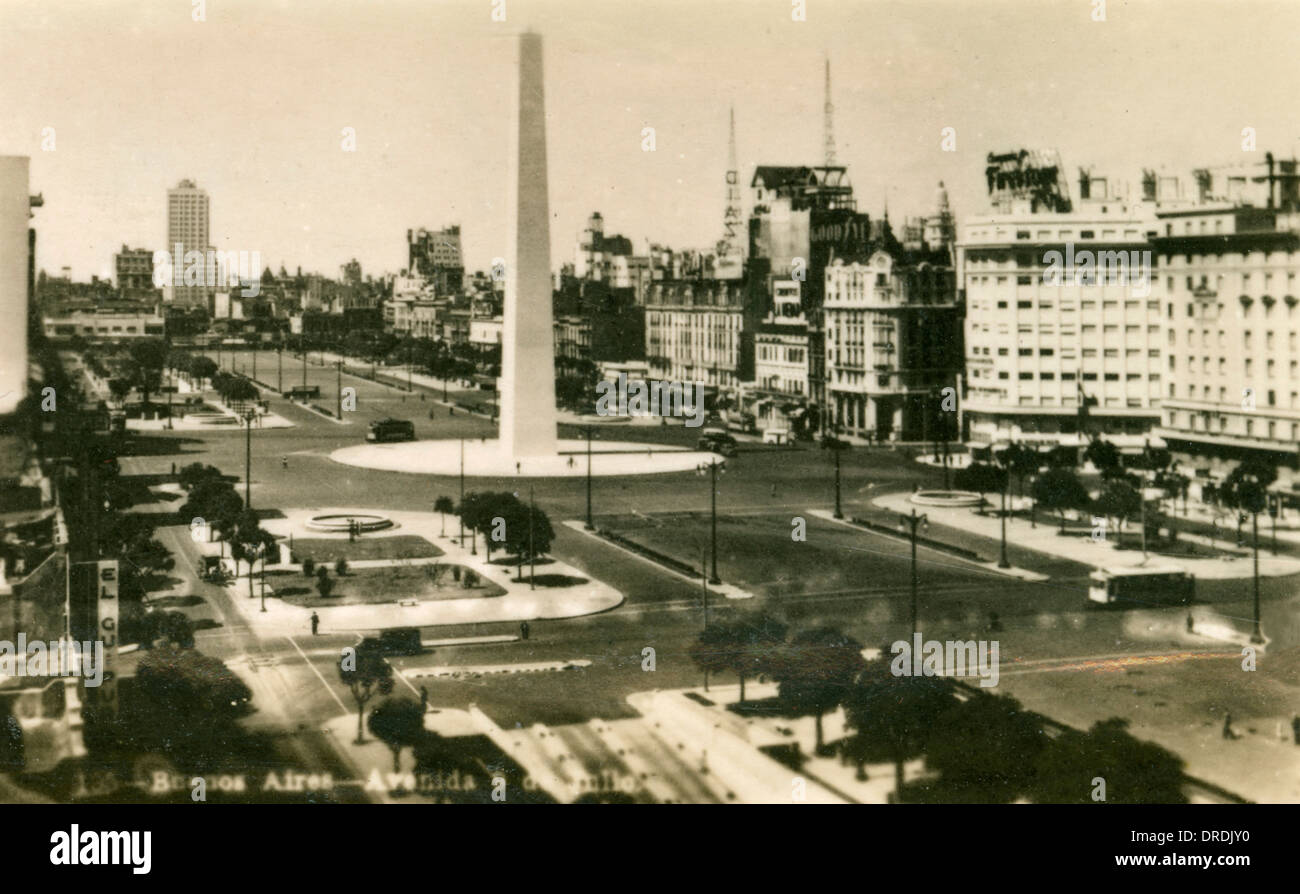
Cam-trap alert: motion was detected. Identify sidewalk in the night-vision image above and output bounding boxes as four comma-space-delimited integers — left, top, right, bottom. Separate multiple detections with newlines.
871, 491, 1300, 581
222, 508, 624, 636
806, 508, 1050, 582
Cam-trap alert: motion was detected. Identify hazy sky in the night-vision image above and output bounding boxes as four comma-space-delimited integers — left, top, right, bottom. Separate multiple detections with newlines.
3, 0, 1299, 281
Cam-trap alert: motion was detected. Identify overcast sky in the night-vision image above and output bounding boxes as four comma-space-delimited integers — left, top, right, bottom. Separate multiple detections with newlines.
3, 0, 1299, 282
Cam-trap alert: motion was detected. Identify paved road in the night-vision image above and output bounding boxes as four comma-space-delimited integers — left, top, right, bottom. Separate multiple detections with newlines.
113, 348, 1300, 801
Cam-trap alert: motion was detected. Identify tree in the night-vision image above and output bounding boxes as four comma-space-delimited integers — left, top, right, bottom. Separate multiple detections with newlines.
339, 643, 393, 744
1083, 438, 1121, 476
316, 566, 334, 599
925, 693, 1044, 802
225, 377, 259, 408
1218, 458, 1276, 517
132, 646, 252, 764
843, 663, 952, 801
368, 697, 426, 774
688, 613, 787, 700
178, 462, 224, 492
1031, 717, 1186, 804
994, 442, 1039, 497
231, 510, 277, 601
125, 338, 168, 410
189, 355, 217, 392
434, 496, 455, 537
179, 479, 244, 557
954, 462, 1008, 514
772, 627, 866, 754
502, 502, 556, 579
107, 377, 132, 406
1090, 480, 1141, 548
1032, 468, 1091, 534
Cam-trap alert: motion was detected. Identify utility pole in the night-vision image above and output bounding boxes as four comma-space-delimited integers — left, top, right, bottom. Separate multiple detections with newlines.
584, 425, 595, 530
899, 509, 928, 635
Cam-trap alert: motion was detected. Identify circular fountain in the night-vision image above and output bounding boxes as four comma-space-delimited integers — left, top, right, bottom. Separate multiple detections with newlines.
306, 512, 395, 533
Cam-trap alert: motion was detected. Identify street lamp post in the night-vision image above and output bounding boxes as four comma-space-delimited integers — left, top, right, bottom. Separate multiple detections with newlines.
899, 509, 928, 635
242, 407, 256, 508
336, 360, 342, 419
832, 437, 844, 519
998, 482, 1011, 569
584, 425, 595, 530
301, 346, 307, 391
697, 460, 724, 584
529, 486, 536, 590
700, 544, 710, 632
252, 346, 257, 383
459, 438, 466, 549
1251, 511, 1264, 644
277, 346, 283, 394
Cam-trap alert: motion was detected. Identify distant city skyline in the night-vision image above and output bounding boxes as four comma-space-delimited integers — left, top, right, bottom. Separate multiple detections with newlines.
4, 0, 1299, 282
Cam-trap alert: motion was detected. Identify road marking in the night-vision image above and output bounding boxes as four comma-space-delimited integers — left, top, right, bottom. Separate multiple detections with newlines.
284, 635, 351, 714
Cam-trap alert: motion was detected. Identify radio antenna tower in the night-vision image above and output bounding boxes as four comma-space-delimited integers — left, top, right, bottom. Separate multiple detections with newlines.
823, 56, 836, 166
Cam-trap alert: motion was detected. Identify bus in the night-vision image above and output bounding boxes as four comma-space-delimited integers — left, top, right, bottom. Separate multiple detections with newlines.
367, 418, 416, 443
1088, 566, 1195, 607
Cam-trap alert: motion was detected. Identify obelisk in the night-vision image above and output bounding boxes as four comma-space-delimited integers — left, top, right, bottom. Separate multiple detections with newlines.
499, 31, 558, 459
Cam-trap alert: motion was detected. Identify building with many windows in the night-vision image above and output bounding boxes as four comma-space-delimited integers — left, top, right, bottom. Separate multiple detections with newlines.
957, 153, 1165, 449
824, 249, 961, 441
1152, 156, 1300, 488
644, 277, 759, 391
165, 179, 211, 309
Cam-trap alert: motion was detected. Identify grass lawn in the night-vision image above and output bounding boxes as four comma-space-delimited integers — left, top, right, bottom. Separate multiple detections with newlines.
289, 535, 443, 564
274, 563, 504, 607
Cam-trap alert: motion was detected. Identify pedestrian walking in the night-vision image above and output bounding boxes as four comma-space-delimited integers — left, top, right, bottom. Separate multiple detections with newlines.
516, 461, 521, 475
520, 620, 530, 641
1186, 612, 1194, 633
282, 455, 289, 470
1222, 712, 1235, 740
420, 685, 428, 713
310, 611, 319, 636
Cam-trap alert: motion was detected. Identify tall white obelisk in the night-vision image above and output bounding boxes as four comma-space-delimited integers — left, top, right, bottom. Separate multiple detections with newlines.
499, 31, 558, 459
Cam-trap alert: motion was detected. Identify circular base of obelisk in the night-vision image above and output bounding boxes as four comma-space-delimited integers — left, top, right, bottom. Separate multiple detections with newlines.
329, 439, 726, 477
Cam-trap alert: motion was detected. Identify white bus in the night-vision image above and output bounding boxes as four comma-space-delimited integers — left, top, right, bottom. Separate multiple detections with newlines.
1088, 566, 1195, 607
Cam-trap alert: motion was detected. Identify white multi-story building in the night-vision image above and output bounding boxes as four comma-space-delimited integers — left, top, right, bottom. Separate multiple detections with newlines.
748, 279, 810, 432
1152, 156, 1300, 488
957, 165, 1166, 449
166, 179, 211, 308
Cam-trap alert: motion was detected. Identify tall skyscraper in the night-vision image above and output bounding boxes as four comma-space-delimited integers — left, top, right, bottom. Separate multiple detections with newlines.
166, 178, 211, 308
0, 156, 30, 416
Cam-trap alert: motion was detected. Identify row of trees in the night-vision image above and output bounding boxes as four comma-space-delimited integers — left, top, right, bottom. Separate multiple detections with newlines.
443, 491, 556, 575
177, 463, 277, 600
951, 439, 1248, 547
689, 615, 1187, 802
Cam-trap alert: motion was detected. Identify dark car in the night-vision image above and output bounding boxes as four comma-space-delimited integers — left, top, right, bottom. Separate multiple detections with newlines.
696, 432, 738, 457
360, 628, 423, 657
